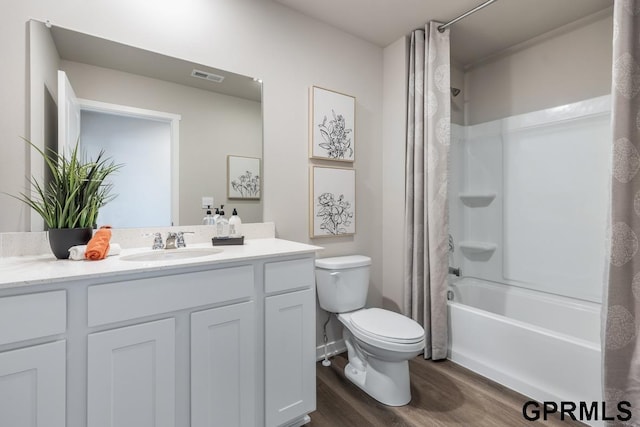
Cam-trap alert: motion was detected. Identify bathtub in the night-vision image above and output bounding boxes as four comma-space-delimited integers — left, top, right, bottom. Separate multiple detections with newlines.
447, 277, 602, 407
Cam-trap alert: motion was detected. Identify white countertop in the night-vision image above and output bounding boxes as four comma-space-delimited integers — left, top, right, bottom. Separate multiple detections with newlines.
0, 238, 322, 290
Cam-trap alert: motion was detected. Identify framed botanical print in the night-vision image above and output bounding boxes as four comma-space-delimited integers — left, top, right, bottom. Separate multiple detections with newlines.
309, 86, 356, 162
310, 166, 356, 238
227, 155, 261, 199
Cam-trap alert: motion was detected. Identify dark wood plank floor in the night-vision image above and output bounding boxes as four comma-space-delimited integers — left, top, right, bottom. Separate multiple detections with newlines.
310, 353, 585, 427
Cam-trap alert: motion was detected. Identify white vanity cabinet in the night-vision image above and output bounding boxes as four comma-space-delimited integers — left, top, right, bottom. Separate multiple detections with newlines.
87, 319, 176, 427
86, 265, 256, 427
191, 301, 256, 427
0, 291, 68, 427
0, 239, 318, 427
0, 341, 67, 427
264, 259, 316, 427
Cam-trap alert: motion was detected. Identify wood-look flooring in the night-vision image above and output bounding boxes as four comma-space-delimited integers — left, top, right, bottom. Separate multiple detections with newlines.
310, 353, 585, 427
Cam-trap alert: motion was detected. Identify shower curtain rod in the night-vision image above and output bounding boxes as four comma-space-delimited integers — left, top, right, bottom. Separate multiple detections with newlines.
438, 0, 498, 32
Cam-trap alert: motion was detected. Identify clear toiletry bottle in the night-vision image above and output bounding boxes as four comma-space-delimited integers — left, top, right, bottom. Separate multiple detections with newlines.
216, 206, 229, 237
202, 206, 216, 225
229, 208, 242, 237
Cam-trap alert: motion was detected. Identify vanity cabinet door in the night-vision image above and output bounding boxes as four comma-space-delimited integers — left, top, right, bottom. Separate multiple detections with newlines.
87, 318, 175, 427
264, 288, 316, 427
0, 340, 66, 427
191, 301, 256, 427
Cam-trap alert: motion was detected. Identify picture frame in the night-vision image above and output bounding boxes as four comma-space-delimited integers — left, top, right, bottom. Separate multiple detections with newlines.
227, 155, 261, 200
309, 86, 356, 162
310, 166, 356, 238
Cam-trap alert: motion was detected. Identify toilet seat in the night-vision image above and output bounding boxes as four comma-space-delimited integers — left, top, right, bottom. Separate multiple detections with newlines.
351, 308, 424, 343
339, 309, 425, 353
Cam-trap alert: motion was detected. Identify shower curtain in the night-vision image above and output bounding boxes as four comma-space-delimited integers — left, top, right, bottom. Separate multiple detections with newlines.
606, 0, 640, 421
404, 22, 450, 360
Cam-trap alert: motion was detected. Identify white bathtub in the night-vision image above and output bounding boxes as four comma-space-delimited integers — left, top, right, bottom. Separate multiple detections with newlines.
447, 278, 602, 407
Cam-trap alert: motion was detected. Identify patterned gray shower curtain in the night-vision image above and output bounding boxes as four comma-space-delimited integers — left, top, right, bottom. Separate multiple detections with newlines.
606, 0, 640, 422
404, 22, 450, 360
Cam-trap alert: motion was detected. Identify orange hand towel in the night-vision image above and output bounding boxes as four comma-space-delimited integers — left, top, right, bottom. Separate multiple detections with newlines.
85, 226, 112, 260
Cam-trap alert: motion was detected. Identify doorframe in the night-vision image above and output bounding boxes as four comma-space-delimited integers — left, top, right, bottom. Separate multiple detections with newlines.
78, 99, 182, 226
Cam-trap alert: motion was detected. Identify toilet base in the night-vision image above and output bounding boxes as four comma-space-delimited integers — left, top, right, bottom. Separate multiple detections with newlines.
338, 320, 419, 407
343, 355, 412, 406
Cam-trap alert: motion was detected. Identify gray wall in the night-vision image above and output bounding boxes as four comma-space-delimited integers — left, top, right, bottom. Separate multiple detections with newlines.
382, 36, 408, 314
464, 11, 613, 125
451, 64, 465, 126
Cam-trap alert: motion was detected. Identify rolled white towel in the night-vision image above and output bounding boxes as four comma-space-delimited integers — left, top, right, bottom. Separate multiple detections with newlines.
68, 245, 87, 260
68, 243, 122, 261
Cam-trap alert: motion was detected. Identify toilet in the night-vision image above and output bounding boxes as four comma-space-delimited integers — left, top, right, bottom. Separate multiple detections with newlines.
315, 255, 425, 406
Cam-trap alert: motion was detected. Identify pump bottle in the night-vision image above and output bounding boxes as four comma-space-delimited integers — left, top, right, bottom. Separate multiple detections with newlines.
202, 206, 216, 225
229, 208, 242, 237
216, 206, 229, 237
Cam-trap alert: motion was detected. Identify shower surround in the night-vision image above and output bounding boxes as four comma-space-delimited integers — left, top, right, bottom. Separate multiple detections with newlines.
447, 95, 611, 425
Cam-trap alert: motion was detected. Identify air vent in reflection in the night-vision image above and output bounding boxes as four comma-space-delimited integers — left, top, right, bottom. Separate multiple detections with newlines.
191, 69, 225, 83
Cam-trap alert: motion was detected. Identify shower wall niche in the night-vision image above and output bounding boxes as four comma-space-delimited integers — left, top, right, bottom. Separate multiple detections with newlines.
449, 95, 611, 303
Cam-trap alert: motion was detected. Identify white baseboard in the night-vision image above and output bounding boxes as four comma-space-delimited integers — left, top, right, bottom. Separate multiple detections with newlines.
316, 338, 346, 361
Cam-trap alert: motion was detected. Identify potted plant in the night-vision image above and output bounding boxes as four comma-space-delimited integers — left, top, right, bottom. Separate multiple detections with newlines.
13, 140, 122, 259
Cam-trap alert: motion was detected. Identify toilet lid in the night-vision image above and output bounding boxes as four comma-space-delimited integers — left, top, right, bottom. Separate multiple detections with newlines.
350, 308, 424, 344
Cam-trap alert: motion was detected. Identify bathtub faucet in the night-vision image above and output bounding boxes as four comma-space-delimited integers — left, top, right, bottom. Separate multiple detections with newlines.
448, 266, 461, 277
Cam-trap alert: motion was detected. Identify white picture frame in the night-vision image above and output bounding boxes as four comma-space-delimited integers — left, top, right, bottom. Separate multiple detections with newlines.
310, 166, 356, 238
227, 155, 261, 199
309, 86, 356, 162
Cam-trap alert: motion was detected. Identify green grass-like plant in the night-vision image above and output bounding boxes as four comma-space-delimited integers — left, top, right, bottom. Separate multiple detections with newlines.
12, 139, 122, 229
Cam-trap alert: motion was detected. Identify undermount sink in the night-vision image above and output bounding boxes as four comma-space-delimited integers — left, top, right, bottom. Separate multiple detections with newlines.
120, 248, 224, 262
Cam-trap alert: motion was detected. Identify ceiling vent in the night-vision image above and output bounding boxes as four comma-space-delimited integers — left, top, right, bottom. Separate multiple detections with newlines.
191, 69, 225, 83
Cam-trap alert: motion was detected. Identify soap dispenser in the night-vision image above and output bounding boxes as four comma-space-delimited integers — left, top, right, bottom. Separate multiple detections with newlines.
216, 205, 229, 237
229, 208, 242, 237
202, 206, 216, 225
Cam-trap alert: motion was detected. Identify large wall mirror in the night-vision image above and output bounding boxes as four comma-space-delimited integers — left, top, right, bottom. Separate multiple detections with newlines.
29, 19, 263, 231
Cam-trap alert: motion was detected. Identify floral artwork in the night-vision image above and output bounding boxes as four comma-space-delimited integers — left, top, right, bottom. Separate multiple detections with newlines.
232, 170, 259, 197
318, 111, 353, 160
310, 166, 355, 237
227, 155, 261, 199
317, 192, 353, 235
310, 86, 355, 162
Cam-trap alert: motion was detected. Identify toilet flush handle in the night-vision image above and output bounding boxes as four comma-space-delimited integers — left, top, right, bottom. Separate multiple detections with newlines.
330, 272, 340, 281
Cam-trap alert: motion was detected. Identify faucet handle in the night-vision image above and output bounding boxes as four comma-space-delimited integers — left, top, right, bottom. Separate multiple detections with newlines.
175, 231, 195, 248
143, 232, 164, 250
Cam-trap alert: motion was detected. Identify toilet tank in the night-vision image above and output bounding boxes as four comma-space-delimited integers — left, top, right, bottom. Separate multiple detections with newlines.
315, 255, 371, 313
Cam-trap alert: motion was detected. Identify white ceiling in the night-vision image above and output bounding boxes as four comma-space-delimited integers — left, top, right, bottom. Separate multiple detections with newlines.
272, 0, 613, 66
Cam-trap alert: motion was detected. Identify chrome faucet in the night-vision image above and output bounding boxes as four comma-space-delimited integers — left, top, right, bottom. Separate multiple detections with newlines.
165, 232, 178, 249
147, 231, 194, 250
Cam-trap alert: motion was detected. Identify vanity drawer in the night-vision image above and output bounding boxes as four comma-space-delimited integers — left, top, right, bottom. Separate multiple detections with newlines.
264, 258, 314, 294
0, 291, 66, 345
88, 265, 254, 326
